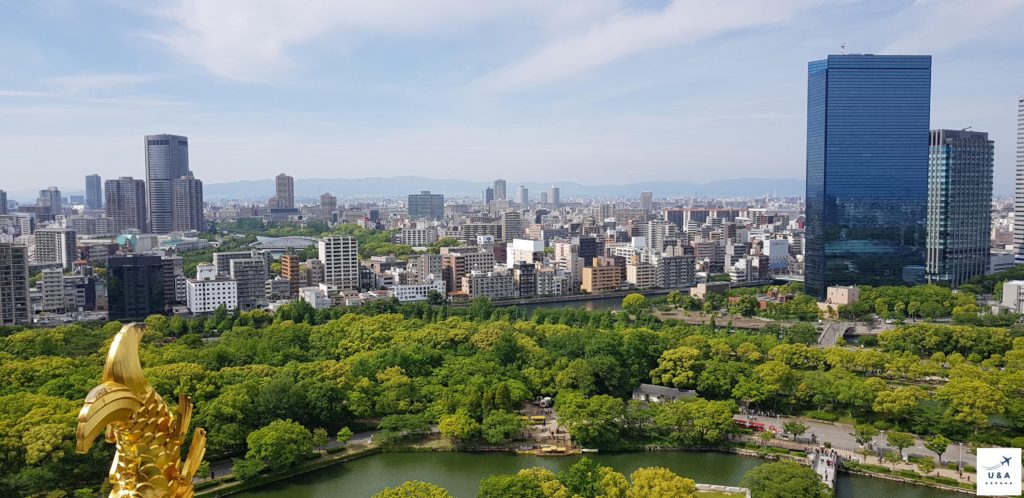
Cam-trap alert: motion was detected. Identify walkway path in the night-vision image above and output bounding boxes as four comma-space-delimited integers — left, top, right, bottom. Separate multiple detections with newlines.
810, 448, 839, 488
207, 430, 377, 480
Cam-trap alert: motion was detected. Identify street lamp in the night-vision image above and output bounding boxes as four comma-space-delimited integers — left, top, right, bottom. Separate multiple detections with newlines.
958, 442, 963, 474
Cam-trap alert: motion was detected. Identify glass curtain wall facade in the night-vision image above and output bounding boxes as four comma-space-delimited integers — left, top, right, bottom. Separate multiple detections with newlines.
925, 130, 993, 287
805, 55, 931, 299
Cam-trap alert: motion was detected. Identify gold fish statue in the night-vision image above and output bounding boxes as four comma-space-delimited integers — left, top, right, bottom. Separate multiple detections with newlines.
76, 323, 207, 498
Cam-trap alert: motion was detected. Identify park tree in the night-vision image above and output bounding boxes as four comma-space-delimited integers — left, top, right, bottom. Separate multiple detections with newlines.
936, 378, 1006, 432
482, 410, 524, 444
886, 431, 915, 459
626, 467, 696, 498
852, 424, 880, 447
439, 412, 481, 443
621, 294, 649, 316
556, 392, 625, 448
872, 386, 927, 425
558, 457, 603, 498
918, 458, 936, 476
741, 461, 829, 498
649, 347, 703, 388
924, 434, 951, 464
337, 427, 354, 447
478, 467, 569, 498
782, 421, 808, 440
311, 427, 329, 452
666, 290, 684, 309
244, 419, 314, 471
373, 481, 452, 498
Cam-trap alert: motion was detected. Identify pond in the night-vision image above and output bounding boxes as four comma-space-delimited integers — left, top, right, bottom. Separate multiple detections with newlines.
232, 451, 965, 498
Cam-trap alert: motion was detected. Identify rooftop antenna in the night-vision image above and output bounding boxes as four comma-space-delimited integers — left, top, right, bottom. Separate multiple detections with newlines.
841, 42, 846, 55
962, 126, 972, 131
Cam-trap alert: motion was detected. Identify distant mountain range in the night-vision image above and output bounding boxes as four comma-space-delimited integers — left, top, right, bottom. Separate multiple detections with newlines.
200, 176, 807, 200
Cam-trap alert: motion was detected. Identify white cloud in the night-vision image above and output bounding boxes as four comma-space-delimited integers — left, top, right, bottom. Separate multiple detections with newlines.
143, 0, 590, 82
478, 0, 825, 92
881, 0, 1024, 54
44, 73, 163, 94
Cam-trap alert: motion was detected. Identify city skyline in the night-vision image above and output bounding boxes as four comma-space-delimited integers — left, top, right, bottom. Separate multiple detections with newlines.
1, 1, 1022, 190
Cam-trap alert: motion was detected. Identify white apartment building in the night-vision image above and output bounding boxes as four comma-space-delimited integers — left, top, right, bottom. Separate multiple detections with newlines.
390, 275, 446, 302
187, 264, 238, 314
399, 227, 438, 247
461, 270, 514, 300
506, 239, 544, 268
1002, 281, 1024, 313
536, 267, 572, 296
626, 261, 657, 290
299, 285, 332, 309
319, 235, 359, 290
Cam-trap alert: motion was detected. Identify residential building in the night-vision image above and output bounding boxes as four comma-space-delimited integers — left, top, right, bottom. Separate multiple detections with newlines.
515, 185, 529, 205
145, 134, 190, 233
162, 254, 187, 310
640, 191, 653, 212
0, 190, 7, 215
107, 255, 165, 320
105, 177, 148, 233
391, 275, 446, 302
506, 238, 544, 268
626, 259, 657, 290
266, 277, 293, 302
408, 191, 444, 220
511, 261, 536, 298
461, 270, 514, 300
805, 55, 931, 299
1003, 281, 1024, 313
172, 175, 204, 232
320, 193, 337, 220
85, 174, 102, 209
280, 252, 301, 296
926, 129, 994, 287
230, 258, 268, 311
67, 216, 111, 236
653, 245, 695, 288
0, 243, 30, 325
1015, 98, 1024, 262
319, 235, 359, 290
38, 187, 62, 215
501, 211, 524, 241
535, 267, 571, 296
581, 258, 623, 293
548, 185, 560, 207
187, 264, 238, 314
442, 249, 496, 293
213, 251, 256, 276
407, 253, 443, 284
399, 227, 438, 247
34, 228, 76, 269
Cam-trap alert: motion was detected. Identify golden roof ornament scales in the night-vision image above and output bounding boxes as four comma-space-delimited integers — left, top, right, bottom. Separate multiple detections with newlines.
76, 323, 207, 497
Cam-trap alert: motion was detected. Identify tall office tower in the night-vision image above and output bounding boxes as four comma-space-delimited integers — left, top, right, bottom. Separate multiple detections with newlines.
319, 236, 359, 289
272, 173, 295, 209
320, 193, 337, 220
408, 190, 445, 219
105, 177, 148, 233
483, 187, 494, 204
1015, 98, 1024, 262
0, 243, 30, 325
85, 174, 102, 209
280, 251, 301, 296
161, 254, 187, 310
34, 228, 77, 269
145, 134, 190, 234
493, 179, 507, 200
230, 258, 269, 311
515, 185, 529, 205
925, 130, 994, 287
640, 191, 653, 212
172, 175, 204, 232
804, 55, 931, 299
38, 187, 62, 214
106, 254, 166, 320
548, 185, 560, 207
0, 190, 7, 215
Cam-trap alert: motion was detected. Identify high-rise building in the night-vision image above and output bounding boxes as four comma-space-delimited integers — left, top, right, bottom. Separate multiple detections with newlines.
640, 191, 653, 212
804, 55, 931, 299
548, 185, 560, 207
501, 211, 524, 242
319, 236, 359, 290
107, 254, 165, 320
926, 129, 993, 287
105, 177, 148, 233
0, 243, 30, 325
320, 193, 337, 220
1015, 97, 1024, 263
272, 173, 295, 209
172, 175, 204, 232
34, 228, 77, 269
408, 191, 444, 220
483, 187, 494, 204
493, 179, 507, 200
85, 174, 102, 210
187, 264, 237, 314
280, 252, 301, 296
515, 185, 529, 205
145, 134, 190, 233
230, 258, 268, 311
0, 190, 7, 215
38, 187, 62, 215
162, 254, 187, 310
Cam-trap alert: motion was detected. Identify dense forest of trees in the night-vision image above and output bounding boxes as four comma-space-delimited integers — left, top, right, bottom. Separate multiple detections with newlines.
2, 288, 1024, 495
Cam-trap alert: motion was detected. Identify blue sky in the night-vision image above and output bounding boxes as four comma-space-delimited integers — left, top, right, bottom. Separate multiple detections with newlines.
1, 0, 1022, 195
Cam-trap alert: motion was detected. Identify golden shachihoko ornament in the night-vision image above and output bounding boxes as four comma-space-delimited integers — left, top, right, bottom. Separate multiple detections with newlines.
76, 323, 207, 498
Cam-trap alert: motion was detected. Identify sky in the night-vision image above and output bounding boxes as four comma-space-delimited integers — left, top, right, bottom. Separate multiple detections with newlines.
1, 0, 1022, 196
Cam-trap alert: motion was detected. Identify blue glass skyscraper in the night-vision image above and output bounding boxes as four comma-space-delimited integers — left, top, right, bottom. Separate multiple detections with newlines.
805, 55, 932, 300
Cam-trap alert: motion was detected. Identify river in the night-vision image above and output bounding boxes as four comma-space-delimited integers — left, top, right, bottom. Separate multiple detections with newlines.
232, 451, 963, 498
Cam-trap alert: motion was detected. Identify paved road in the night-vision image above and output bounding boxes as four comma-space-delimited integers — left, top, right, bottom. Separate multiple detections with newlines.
733, 414, 976, 466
